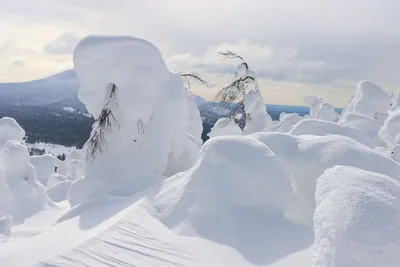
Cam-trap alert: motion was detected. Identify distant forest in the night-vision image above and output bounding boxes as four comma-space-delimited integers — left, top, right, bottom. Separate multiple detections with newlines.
0, 104, 216, 148
0, 105, 93, 148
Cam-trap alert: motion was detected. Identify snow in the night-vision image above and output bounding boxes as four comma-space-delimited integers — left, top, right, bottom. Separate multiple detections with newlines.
208, 117, 243, 138
243, 90, 274, 134
313, 165, 400, 267
250, 132, 400, 225
1, 35, 400, 267
62, 106, 77, 113
26, 142, 75, 157
345, 80, 390, 120
70, 35, 201, 206
1, 140, 49, 223
0, 117, 25, 147
46, 181, 73, 202
277, 112, 303, 132
29, 154, 61, 186
289, 119, 375, 148
379, 110, 400, 148
339, 111, 386, 146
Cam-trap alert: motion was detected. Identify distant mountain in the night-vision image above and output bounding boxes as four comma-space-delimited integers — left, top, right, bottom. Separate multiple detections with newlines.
0, 70, 327, 147
0, 70, 84, 111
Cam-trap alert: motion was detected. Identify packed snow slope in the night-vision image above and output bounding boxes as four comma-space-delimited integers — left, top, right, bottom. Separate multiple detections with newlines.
1, 35, 400, 267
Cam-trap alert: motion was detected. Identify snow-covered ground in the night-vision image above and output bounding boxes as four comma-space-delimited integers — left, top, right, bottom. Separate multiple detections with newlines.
0, 35, 399, 267
26, 142, 76, 156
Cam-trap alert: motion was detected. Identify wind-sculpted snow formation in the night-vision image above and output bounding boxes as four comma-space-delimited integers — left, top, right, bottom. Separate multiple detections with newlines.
345, 80, 390, 121
68, 36, 202, 206
1, 35, 400, 267
0, 117, 25, 147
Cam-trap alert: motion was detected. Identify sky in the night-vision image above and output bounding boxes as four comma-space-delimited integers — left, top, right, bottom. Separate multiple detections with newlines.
0, 0, 399, 106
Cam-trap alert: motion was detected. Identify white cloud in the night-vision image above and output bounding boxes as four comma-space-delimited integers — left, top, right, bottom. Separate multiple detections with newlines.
44, 32, 80, 55
9, 57, 26, 66
0, 0, 399, 105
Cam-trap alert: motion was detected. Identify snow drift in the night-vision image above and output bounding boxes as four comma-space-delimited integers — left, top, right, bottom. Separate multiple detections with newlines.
313, 165, 400, 267
250, 132, 400, 225
289, 119, 375, 148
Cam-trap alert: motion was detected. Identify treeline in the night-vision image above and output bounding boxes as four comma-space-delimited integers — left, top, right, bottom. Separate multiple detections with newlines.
0, 104, 93, 148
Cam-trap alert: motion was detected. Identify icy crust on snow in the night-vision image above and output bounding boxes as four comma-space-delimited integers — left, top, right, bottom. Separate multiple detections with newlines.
345, 80, 390, 120
0, 117, 25, 147
379, 110, 400, 148
250, 132, 400, 225
208, 117, 243, 138
313, 166, 400, 267
338, 112, 385, 146
289, 119, 375, 148
70, 35, 202, 206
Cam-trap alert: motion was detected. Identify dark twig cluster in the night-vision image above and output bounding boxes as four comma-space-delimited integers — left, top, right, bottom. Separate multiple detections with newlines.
215, 51, 258, 120
87, 83, 120, 161
179, 73, 210, 89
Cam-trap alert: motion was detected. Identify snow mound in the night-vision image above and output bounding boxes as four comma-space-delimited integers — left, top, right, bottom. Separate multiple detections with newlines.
315, 102, 338, 122
30, 154, 61, 186
70, 35, 201, 206
250, 132, 400, 225
1, 140, 49, 222
46, 181, 73, 202
277, 113, 303, 133
313, 165, 400, 267
243, 90, 273, 134
379, 110, 400, 148
0, 215, 12, 236
154, 136, 308, 265
0, 117, 25, 147
346, 81, 390, 120
304, 96, 323, 119
339, 112, 385, 146
208, 118, 243, 138
289, 119, 375, 148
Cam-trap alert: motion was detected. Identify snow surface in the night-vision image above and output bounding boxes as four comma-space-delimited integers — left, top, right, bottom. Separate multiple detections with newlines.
0, 117, 25, 147
1, 35, 399, 267
313, 166, 400, 267
289, 119, 375, 148
345, 80, 390, 120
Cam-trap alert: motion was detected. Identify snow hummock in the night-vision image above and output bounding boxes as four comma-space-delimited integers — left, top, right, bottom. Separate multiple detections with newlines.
208, 117, 243, 138
339, 112, 386, 146
379, 110, 400, 148
313, 165, 400, 267
345, 80, 390, 120
243, 90, 274, 134
277, 112, 303, 132
250, 132, 400, 225
1, 140, 49, 222
0, 117, 25, 147
289, 119, 375, 148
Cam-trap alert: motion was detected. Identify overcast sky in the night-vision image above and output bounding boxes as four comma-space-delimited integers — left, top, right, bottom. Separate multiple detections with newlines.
0, 0, 399, 106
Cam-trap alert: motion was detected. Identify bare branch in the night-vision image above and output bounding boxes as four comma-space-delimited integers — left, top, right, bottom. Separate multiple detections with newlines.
179, 72, 210, 89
